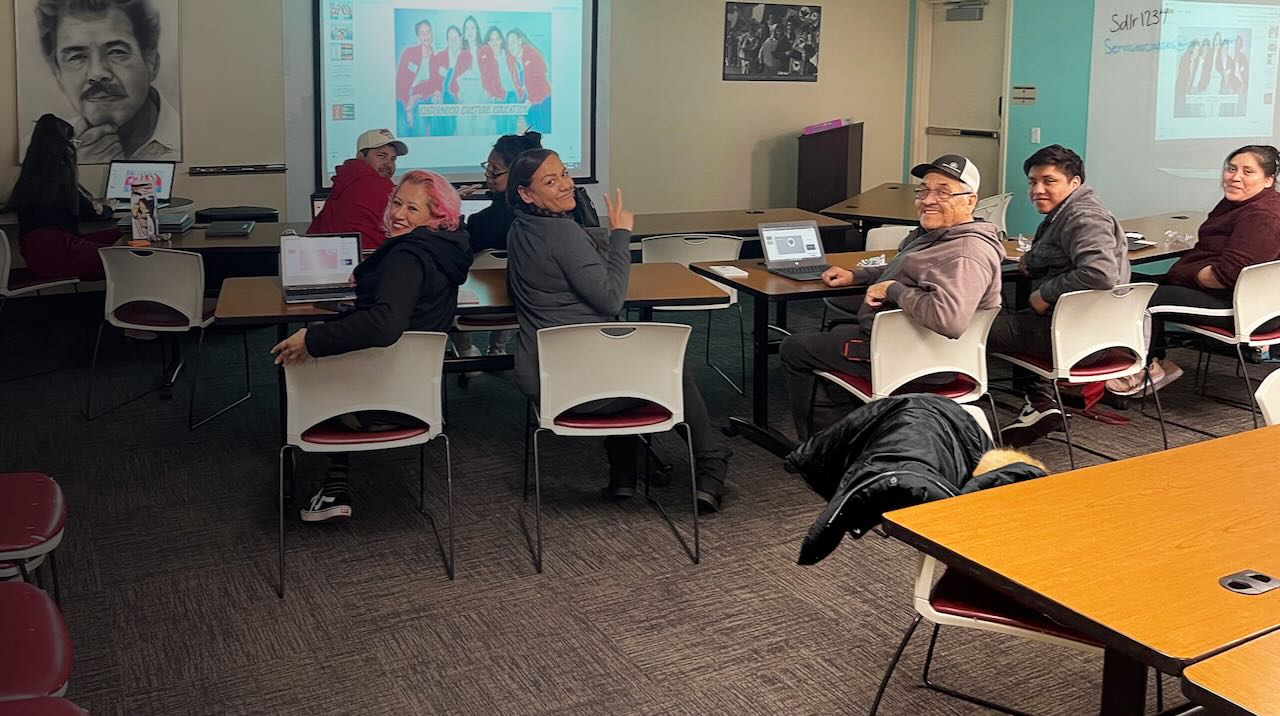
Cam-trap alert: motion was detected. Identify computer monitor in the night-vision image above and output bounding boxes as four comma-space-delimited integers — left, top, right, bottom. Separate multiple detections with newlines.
105, 161, 176, 201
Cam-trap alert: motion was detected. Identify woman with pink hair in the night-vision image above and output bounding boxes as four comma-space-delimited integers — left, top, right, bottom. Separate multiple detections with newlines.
271, 170, 473, 522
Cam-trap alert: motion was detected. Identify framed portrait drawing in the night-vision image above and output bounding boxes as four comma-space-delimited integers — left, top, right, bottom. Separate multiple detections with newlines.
723, 2, 821, 82
15, 0, 182, 163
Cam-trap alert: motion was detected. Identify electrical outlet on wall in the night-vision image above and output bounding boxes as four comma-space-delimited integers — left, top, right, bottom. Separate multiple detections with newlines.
1031, 127, 1041, 144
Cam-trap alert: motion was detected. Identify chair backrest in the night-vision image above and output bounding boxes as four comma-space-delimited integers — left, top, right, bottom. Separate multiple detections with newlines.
1050, 283, 1157, 373
1258, 370, 1280, 427
471, 249, 508, 270
864, 225, 914, 252
962, 405, 993, 439
868, 308, 999, 397
536, 322, 691, 425
1233, 259, 1280, 340
283, 331, 448, 443
98, 247, 205, 326
639, 234, 743, 266
974, 193, 1013, 233
0, 229, 11, 292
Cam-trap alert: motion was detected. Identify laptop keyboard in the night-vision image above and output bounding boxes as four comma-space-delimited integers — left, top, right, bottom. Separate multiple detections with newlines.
286, 286, 353, 298
770, 264, 831, 280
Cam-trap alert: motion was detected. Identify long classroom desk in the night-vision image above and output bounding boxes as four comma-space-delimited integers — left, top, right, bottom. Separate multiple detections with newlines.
690, 210, 1206, 453
883, 426, 1280, 715
1182, 629, 1280, 715
632, 207, 851, 239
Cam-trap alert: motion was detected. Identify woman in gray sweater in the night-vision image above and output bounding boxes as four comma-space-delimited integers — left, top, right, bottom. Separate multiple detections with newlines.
506, 149, 731, 511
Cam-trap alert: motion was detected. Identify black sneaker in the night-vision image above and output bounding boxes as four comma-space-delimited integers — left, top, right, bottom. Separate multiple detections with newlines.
1001, 398, 1064, 448
301, 490, 352, 522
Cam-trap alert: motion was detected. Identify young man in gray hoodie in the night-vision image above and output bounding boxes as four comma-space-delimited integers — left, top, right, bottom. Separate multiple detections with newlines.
781, 155, 1005, 440
990, 145, 1131, 446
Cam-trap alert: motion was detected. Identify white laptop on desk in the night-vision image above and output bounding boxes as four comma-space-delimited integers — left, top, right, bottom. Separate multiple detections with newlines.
279, 234, 360, 303
104, 161, 175, 210
758, 220, 831, 281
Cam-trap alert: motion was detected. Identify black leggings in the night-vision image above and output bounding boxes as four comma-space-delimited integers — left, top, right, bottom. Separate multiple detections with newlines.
1148, 284, 1280, 359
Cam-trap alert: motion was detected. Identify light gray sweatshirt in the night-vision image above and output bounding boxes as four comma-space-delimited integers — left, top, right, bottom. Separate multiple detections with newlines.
507, 211, 632, 397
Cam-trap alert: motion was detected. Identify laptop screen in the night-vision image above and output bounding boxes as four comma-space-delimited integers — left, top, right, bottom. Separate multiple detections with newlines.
760, 223, 824, 262
460, 198, 492, 218
280, 234, 360, 288
105, 161, 175, 200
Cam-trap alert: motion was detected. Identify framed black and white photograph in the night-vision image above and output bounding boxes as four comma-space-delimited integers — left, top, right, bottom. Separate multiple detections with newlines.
15, 0, 182, 163
723, 2, 820, 82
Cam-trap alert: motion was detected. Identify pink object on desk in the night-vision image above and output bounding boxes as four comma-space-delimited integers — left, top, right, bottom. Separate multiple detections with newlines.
802, 118, 854, 135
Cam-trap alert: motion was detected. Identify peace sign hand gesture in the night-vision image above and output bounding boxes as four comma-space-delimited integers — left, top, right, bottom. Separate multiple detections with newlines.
602, 188, 634, 232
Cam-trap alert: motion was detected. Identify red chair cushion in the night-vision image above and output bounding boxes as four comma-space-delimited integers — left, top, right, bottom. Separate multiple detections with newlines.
824, 371, 980, 400
0, 582, 73, 700
0, 698, 89, 716
300, 424, 429, 445
1180, 323, 1280, 342
930, 569, 1102, 647
456, 314, 518, 327
998, 348, 1137, 377
0, 473, 65, 555
553, 402, 673, 429
6, 269, 77, 293
112, 298, 216, 327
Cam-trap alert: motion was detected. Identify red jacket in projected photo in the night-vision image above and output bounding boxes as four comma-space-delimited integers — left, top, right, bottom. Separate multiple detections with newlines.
435, 48, 472, 98
477, 45, 506, 99
508, 45, 550, 104
309, 158, 393, 251
395, 45, 444, 105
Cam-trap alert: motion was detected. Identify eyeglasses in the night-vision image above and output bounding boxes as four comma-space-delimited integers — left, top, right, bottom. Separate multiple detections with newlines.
480, 161, 508, 179
912, 187, 974, 201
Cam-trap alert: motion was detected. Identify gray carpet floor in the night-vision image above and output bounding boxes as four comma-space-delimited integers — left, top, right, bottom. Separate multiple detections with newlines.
2, 291, 1272, 715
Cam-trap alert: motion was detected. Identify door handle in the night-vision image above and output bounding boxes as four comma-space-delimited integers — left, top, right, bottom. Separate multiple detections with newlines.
925, 126, 1000, 140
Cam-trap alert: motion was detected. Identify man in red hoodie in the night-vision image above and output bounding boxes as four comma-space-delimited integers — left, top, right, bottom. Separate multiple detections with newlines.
309, 128, 407, 251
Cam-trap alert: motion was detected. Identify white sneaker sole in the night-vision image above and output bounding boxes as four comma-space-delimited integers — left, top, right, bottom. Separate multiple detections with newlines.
300, 505, 352, 522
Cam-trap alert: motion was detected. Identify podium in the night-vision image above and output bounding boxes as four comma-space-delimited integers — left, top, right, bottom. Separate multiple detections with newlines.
796, 122, 863, 214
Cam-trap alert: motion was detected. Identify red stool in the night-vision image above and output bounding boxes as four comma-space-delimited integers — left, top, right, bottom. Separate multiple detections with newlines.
0, 698, 88, 715
0, 473, 66, 605
0, 582, 72, 701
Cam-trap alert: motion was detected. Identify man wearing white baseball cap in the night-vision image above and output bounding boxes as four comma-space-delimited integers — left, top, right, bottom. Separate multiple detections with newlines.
309, 128, 409, 250
780, 154, 1005, 439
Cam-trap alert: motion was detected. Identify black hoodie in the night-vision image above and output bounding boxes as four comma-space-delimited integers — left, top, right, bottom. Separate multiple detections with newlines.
304, 225, 473, 358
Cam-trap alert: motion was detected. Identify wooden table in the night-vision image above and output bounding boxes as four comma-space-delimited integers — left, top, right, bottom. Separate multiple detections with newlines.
1182, 629, 1280, 716
632, 208, 851, 240
127, 221, 309, 253
820, 183, 918, 226
1121, 211, 1205, 265
883, 426, 1280, 715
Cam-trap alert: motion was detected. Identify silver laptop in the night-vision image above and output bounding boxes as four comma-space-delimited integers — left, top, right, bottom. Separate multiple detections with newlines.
104, 161, 175, 210
280, 233, 360, 303
759, 220, 831, 281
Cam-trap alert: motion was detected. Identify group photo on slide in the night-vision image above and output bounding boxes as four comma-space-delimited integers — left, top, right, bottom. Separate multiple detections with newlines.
394, 9, 551, 138
1174, 28, 1253, 118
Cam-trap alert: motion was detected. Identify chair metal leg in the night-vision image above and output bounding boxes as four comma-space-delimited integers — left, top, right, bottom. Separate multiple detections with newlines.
868, 614, 922, 716
531, 429, 543, 573
84, 321, 106, 419
1052, 381, 1076, 469
48, 550, 61, 607
418, 444, 426, 513
985, 392, 1003, 447
1236, 344, 1260, 429
1146, 368, 1170, 450
921, 624, 1032, 716
521, 402, 533, 501
189, 327, 253, 430
277, 445, 290, 598
17, 560, 31, 584
442, 434, 455, 580
705, 309, 746, 395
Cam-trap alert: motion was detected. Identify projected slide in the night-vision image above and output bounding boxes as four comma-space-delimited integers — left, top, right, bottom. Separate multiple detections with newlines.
317, 0, 592, 185
1156, 1, 1280, 140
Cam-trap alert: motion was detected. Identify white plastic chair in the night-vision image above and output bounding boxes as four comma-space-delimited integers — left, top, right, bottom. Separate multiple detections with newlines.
88, 247, 250, 429
524, 322, 698, 572
1257, 370, 1280, 427
990, 283, 1167, 468
640, 234, 745, 394
974, 193, 1013, 234
820, 226, 916, 329
277, 331, 453, 597
1160, 259, 1280, 428
0, 230, 79, 318
811, 308, 1000, 440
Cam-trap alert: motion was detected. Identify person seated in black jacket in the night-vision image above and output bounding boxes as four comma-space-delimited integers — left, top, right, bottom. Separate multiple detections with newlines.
455, 131, 600, 361
272, 169, 473, 522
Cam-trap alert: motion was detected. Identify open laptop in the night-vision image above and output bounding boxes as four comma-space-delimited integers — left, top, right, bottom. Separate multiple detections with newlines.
104, 161, 176, 210
759, 220, 831, 281
279, 233, 360, 303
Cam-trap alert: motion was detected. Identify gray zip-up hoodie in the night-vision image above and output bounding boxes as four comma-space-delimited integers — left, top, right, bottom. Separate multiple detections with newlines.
1021, 184, 1130, 303
849, 220, 1005, 344
507, 211, 632, 397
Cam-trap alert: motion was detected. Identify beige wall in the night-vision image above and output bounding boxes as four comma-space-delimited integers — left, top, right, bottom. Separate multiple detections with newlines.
609, 0, 910, 213
0, 0, 287, 210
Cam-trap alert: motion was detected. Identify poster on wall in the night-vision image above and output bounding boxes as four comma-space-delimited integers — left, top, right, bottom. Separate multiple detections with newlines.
14, 0, 182, 164
723, 2, 821, 82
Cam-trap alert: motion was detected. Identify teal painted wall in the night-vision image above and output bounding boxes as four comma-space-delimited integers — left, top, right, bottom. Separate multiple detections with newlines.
1003, 0, 1095, 235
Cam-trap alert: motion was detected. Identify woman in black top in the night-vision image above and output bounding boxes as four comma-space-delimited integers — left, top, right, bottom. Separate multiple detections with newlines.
272, 169, 472, 522
8, 114, 118, 281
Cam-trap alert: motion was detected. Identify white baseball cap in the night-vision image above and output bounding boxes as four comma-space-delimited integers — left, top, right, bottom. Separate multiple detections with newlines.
356, 128, 408, 156
911, 154, 981, 194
